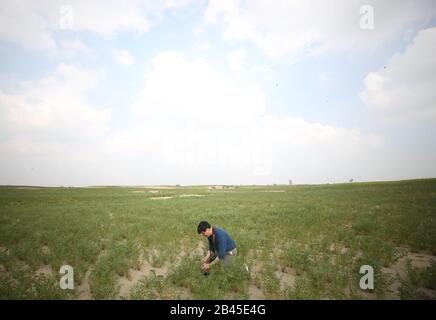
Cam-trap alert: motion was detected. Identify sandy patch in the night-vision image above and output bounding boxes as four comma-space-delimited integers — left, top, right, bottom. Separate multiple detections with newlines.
246, 260, 266, 299
173, 247, 189, 266
178, 194, 204, 198
132, 191, 146, 193
117, 253, 170, 299
192, 242, 206, 257
0, 246, 9, 256
41, 245, 50, 254
275, 267, 297, 290
0, 264, 17, 285
248, 284, 266, 300
360, 290, 378, 300
149, 190, 159, 194
150, 196, 174, 200
78, 268, 92, 300
405, 252, 435, 269
178, 286, 194, 299
35, 265, 54, 277
77, 250, 108, 299
249, 262, 263, 274
15, 187, 41, 190
329, 243, 349, 254
382, 250, 436, 299
0, 264, 9, 276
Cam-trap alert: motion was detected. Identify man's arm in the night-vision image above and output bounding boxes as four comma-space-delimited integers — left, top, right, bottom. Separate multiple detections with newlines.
208, 255, 220, 266
202, 250, 211, 263
206, 233, 226, 267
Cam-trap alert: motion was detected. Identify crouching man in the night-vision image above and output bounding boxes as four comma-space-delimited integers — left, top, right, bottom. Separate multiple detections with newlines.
197, 221, 237, 273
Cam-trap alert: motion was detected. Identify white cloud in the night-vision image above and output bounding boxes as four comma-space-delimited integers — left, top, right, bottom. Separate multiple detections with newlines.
0, 1, 56, 51
108, 51, 383, 183
193, 25, 204, 36
0, 0, 196, 52
197, 41, 210, 50
318, 72, 336, 88
360, 27, 436, 121
0, 63, 111, 141
226, 48, 275, 79
226, 48, 247, 72
113, 49, 136, 66
58, 39, 93, 59
132, 51, 265, 125
0, 63, 114, 185
204, 0, 436, 62
0, 51, 384, 185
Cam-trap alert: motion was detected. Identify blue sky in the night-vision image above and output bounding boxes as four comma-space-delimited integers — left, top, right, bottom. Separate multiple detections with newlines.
1, 0, 436, 186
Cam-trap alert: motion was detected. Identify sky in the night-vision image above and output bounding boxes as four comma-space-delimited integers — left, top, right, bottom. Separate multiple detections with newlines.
0, 0, 436, 186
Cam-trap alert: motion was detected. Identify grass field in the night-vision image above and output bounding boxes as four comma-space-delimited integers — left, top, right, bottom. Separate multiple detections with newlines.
0, 179, 435, 300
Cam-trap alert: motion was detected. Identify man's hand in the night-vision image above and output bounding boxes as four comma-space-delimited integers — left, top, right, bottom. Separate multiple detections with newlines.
201, 262, 210, 271
202, 251, 210, 264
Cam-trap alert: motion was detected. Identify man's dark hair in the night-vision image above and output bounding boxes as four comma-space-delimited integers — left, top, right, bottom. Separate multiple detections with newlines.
197, 221, 211, 234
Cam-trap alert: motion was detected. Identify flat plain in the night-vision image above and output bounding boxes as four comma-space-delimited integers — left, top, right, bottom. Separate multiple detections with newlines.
0, 179, 435, 299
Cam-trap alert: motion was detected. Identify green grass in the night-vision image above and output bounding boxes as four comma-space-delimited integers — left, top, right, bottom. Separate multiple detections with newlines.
0, 179, 435, 299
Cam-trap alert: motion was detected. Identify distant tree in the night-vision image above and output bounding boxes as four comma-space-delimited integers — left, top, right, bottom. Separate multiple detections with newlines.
349, 178, 354, 183
289, 180, 292, 185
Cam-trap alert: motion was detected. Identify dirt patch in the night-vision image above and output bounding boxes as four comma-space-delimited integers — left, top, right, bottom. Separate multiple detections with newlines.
382, 250, 436, 299
191, 242, 206, 257
0, 264, 9, 276
117, 253, 170, 299
173, 247, 189, 266
360, 290, 378, 300
77, 268, 92, 300
41, 245, 50, 254
177, 286, 194, 299
249, 262, 263, 274
178, 194, 204, 198
329, 243, 349, 254
383, 251, 435, 279
344, 222, 352, 229
117, 264, 152, 298
0, 264, 16, 284
0, 246, 10, 256
150, 196, 174, 200
246, 260, 266, 299
35, 265, 54, 277
405, 252, 435, 269
275, 267, 297, 290
248, 284, 266, 300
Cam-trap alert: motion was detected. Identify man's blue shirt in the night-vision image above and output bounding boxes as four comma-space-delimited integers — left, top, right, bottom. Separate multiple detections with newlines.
208, 227, 236, 260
